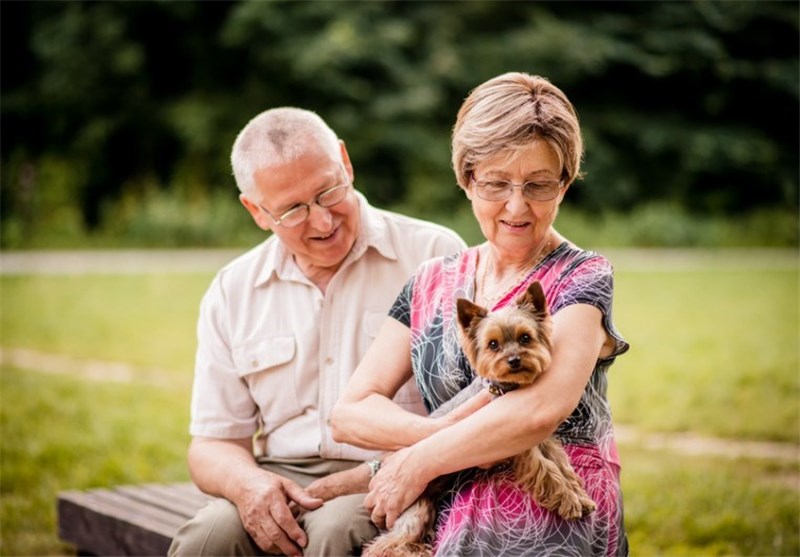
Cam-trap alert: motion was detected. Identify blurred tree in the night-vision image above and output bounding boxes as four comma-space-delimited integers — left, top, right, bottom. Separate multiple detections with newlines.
1, 0, 797, 247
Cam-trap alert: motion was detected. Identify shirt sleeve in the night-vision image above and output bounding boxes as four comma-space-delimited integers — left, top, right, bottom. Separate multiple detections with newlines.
550, 254, 629, 360
388, 276, 414, 327
189, 275, 260, 439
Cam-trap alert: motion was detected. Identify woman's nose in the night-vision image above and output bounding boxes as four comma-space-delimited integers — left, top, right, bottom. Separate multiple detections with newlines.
504, 186, 529, 214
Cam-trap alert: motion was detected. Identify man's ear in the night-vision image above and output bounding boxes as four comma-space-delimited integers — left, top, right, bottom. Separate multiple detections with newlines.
239, 194, 272, 232
339, 140, 355, 183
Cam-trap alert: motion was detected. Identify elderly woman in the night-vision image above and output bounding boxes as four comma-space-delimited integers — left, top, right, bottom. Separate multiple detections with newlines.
331, 72, 629, 556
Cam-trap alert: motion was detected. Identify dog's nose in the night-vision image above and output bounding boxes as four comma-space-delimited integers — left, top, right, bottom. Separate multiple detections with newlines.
507, 355, 521, 369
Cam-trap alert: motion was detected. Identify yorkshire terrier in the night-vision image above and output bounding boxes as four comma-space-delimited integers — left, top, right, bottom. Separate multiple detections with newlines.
363, 281, 595, 557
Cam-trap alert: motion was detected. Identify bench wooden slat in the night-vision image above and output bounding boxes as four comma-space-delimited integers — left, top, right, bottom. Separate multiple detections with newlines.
138, 482, 213, 511
58, 483, 213, 556
114, 485, 206, 518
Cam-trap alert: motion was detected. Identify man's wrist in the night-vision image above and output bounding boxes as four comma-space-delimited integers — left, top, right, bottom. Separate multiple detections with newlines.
365, 458, 382, 477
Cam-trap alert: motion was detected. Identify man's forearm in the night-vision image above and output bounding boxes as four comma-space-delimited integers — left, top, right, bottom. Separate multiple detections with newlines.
188, 437, 263, 502
304, 462, 372, 501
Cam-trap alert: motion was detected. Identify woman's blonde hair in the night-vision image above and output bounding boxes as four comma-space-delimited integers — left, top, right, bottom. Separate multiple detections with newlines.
451, 72, 583, 190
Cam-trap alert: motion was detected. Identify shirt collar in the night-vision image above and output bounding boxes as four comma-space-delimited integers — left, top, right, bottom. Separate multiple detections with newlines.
349, 191, 398, 262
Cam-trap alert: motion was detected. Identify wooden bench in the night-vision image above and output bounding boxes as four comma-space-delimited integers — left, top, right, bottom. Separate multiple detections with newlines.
57, 482, 212, 556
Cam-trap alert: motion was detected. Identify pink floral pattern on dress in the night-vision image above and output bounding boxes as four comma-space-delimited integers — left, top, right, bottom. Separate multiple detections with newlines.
389, 243, 629, 556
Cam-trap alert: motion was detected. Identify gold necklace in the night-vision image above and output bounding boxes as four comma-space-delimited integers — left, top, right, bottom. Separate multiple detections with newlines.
478, 237, 552, 307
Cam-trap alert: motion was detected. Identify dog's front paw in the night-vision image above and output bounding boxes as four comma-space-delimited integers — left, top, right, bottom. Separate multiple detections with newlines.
579, 492, 596, 517
556, 489, 596, 520
363, 537, 432, 557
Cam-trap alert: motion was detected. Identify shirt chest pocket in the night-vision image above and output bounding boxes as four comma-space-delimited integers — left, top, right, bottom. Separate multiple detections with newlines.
232, 335, 300, 429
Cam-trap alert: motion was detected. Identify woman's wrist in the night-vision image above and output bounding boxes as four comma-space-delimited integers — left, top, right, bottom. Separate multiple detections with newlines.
406, 438, 447, 485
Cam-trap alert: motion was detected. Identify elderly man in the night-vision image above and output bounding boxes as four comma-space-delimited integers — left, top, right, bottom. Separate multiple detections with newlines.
168, 107, 465, 557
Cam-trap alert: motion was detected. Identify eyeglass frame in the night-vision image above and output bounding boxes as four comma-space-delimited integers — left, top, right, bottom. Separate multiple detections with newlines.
257, 164, 352, 228
469, 173, 565, 202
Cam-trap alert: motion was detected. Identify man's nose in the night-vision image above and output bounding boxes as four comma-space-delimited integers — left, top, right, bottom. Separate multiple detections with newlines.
307, 203, 334, 231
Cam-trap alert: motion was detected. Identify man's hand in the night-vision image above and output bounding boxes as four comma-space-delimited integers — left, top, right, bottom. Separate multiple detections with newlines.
304, 464, 371, 501
234, 472, 323, 556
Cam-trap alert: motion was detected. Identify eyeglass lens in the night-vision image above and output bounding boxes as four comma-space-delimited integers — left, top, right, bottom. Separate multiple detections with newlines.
476, 181, 561, 201
277, 183, 349, 227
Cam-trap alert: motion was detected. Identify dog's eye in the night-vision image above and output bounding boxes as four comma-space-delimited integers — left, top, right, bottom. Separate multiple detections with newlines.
518, 334, 531, 345
488, 340, 500, 351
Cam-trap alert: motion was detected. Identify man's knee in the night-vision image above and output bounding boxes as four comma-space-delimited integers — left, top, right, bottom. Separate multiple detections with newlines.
169, 498, 263, 557
301, 494, 377, 557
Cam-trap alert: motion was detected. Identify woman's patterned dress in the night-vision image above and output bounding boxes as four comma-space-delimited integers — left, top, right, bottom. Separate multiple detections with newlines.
388, 242, 630, 556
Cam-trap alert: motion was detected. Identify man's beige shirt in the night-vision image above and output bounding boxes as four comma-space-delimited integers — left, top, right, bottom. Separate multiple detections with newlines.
190, 193, 465, 461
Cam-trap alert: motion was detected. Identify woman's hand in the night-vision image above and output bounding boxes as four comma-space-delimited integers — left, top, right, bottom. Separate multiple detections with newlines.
363, 447, 430, 530
439, 385, 493, 426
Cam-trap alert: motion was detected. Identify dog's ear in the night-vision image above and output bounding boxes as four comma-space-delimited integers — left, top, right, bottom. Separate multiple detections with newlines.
456, 298, 488, 333
516, 280, 548, 315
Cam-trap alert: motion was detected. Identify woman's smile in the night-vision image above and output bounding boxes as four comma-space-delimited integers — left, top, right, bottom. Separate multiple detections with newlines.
500, 219, 531, 230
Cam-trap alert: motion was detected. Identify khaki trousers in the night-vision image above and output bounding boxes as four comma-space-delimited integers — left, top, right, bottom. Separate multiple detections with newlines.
168, 457, 376, 557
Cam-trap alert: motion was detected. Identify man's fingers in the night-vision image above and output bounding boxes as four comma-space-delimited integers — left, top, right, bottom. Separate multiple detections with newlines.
257, 518, 303, 557
270, 501, 308, 549
285, 480, 324, 511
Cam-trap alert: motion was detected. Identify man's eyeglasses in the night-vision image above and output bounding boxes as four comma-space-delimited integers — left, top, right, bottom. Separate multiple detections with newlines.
258, 173, 351, 228
471, 175, 564, 202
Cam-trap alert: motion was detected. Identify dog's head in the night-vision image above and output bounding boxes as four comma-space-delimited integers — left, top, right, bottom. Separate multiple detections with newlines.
456, 280, 553, 387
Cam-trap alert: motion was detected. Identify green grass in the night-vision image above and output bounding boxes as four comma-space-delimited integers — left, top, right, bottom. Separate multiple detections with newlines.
0, 366, 191, 556
0, 274, 212, 372
0, 250, 798, 555
619, 445, 799, 556
609, 266, 799, 442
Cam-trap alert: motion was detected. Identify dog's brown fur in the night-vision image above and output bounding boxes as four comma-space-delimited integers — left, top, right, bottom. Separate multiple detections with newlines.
363, 281, 595, 557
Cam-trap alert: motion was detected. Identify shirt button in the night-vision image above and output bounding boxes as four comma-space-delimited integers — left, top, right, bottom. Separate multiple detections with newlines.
251, 359, 259, 367
324, 357, 334, 366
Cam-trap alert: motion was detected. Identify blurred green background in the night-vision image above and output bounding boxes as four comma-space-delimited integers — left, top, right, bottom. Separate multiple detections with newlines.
1, 1, 799, 556
1, 0, 798, 249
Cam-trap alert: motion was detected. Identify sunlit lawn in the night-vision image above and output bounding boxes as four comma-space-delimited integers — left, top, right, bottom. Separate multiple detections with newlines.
1, 250, 798, 555
610, 262, 799, 443
0, 273, 212, 372
1, 366, 191, 556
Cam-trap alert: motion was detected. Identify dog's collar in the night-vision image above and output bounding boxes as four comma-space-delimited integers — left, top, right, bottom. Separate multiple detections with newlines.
482, 378, 520, 397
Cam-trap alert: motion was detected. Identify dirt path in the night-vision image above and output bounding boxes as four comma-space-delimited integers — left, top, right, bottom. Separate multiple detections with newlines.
0, 346, 184, 389
1, 248, 797, 275
3, 345, 797, 465
0, 248, 241, 274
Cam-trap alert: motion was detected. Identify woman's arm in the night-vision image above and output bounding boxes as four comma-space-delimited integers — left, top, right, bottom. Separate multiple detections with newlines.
365, 303, 608, 528
330, 317, 491, 451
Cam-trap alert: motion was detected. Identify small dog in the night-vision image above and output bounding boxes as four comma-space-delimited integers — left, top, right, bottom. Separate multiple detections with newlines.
364, 281, 595, 557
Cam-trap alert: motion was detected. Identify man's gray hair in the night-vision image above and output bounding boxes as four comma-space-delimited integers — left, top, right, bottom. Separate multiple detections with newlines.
231, 107, 341, 196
